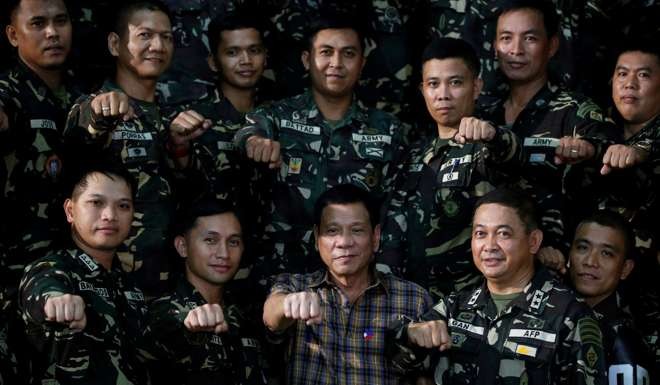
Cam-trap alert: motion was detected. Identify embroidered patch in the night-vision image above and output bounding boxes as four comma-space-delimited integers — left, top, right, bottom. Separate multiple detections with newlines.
288, 157, 302, 174
515, 344, 538, 358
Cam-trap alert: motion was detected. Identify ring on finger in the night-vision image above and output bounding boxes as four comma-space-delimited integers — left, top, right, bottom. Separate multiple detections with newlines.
570, 149, 579, 154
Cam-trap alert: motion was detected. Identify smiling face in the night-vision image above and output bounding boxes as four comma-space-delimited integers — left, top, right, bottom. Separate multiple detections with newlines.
6, 0, 72, 72
177, 212, 243, 288
421, 58, 482, 131
64, 172, 134, 255
495, 8, 557, 84
612, 51, 660, 131
472, 203, 542, 292
569, 222, 634, 307
302, 28, 365, 99
211, 27, 266, 90
315, 203, 380, 283
110, 9, 173, 80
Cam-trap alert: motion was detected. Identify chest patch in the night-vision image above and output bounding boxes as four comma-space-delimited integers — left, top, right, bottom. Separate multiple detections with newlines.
281, 119, 321, 135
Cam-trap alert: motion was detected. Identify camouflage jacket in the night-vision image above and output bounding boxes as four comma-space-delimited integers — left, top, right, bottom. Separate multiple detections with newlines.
595, 114, 660, 254
267, 0, 422, 121
443, 1, 612, 106
63, 80, 175, 297
477, 84, 619, 250
0, 59, 82, 271
380, 128, 520, 300
591, 292, 654, 385
144, 277, 267, 385
390, 267, 608, 385
18, 247, 148, 385
157, 0, 254, 107
234, 90, 406, 278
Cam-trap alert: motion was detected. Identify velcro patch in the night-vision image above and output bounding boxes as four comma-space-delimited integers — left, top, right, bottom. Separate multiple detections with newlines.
352, 133, 392, 144
509, 329, 556, 343
217, 141, 235, 151
523, 137, 561, 148
281, 119, 321, 135
449, 318, 484, 335
112, 131, 153, 141
30, 119, 56, 130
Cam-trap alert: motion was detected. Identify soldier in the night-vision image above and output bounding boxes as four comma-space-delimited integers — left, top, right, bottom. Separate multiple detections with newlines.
233, 17, 406, 282
390, 187, 607, 385
164, 12, 269, 205
568, 211, 653, 384
18, 162, 148, 385
476, 0, 618, 267
144, 200, 267, 385
266, 1, 423, 123
157, 0, 264, 108
380, 37, 520, 300
1, 0, 82, 279
262, 184, 434, 385
597, 40, 660, 375
63, 0, 204, 297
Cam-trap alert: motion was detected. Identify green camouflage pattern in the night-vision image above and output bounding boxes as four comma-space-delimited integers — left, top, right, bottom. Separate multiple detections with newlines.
63, 80, 176, 297
0, 60, 81, 282
266, 0, 422, 121
144, 277, 268, 385
448, 1, 612, 106
157, 0, 259, 107
477, 84, 618, 252
18, 247, 148, 385
390, 267, 608, 385
234, 90, 406, 281
380, 128, 520, 300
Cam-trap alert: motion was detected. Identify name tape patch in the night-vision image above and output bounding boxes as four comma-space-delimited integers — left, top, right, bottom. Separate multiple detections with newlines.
509, 329, 556, 343
281, 119, 321, 135
352, 133, 392, 144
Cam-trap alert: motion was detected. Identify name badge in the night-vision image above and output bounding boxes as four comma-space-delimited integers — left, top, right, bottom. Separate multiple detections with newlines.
281, 119, 321, 135
30, 119, 56, 130
112, 131, 153, 141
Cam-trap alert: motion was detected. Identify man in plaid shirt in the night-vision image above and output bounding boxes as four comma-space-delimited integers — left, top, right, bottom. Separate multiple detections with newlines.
263, 184, 444, 384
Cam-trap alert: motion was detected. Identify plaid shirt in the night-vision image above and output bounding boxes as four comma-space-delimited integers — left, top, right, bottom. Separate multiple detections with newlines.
270, 269, 432, 385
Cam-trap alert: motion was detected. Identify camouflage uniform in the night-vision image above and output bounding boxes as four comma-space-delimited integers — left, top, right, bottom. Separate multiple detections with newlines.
380, 128, 520, 300
233, 90, 406, 281
390, 267, 608, 385
18, 246, 148, 385
0, 250, 19, 385
0, 59, 82, 282
157, 0, 259, 108
477, 84, 618, 252
446, 1, 612, 107
590, 291, 654, 384
266, 1, 422, 122
593, 115, 660, 375
63, 80, 176, 297
144, 276, 268, 385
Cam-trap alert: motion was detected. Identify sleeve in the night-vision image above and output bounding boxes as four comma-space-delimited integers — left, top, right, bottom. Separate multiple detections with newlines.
142, 297, 194, 363
233, 106, 278, 155
269, 273, 303, 296
570, 97, 621, 162
607, 326, 654, 385
555, 304, 608, 385
18, 258, 73, 325
62, 93, 121, 150
386, 295, 450, 375
485, 126, 522, 164
377, 161, 411, 277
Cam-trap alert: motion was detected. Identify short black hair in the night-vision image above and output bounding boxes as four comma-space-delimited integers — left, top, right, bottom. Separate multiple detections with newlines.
615, 38, 660, 68
474, 187, 539, 233
64, 160, 136, 201
112, 0, 171, 37
5, 0, 70, 25
208, 11, 265, 57
173, 198, 241, 237
305, 15, 365, 53
313, 184, 379, 229
498, 0, 559, 38
421, 37, 481, 77
575, 210, 635, 260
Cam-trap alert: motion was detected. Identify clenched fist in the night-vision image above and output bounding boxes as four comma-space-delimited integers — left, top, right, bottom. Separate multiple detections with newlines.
184, 303, 229, 333
90, 91, 135, 122
44, 294, 87, 331
407, 320, 451, 351
283, 291, 322, 325
246, 135, 282, 169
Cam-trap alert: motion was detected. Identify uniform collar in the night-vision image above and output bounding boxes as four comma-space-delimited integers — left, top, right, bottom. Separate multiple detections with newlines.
463, 266, 555, 316
592, 291, 629, 321
65, 247, 121, 274
15, 57, 74, 106
301, 89, 366, 128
